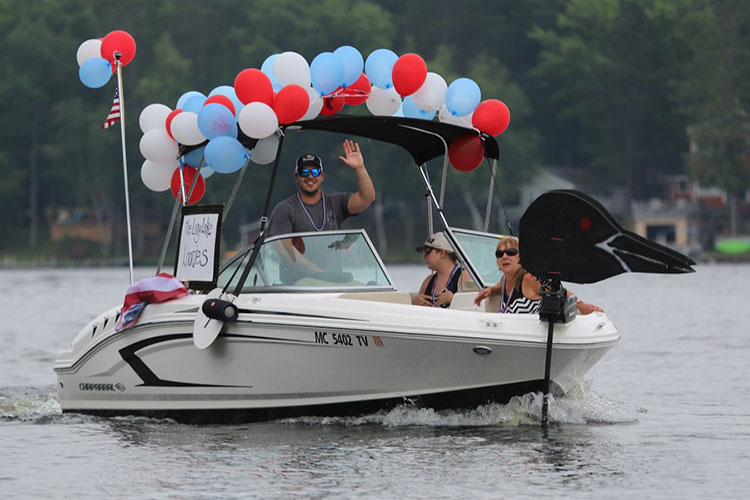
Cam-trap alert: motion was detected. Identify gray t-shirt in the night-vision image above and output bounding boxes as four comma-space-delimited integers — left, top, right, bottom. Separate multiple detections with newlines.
267, 192, 353, 236
266, 192, 354, 285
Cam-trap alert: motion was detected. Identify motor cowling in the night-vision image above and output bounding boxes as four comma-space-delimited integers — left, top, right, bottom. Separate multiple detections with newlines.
202, 298, 238, 322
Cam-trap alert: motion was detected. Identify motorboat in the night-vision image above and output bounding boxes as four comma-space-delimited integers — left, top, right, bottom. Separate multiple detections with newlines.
54, 116, 695, 424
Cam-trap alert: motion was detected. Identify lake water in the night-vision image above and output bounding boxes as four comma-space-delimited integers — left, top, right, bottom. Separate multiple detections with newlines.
1, 264, 748, 498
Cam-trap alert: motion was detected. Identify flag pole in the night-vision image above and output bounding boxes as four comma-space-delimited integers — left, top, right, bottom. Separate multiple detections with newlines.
115, 51, 135, 285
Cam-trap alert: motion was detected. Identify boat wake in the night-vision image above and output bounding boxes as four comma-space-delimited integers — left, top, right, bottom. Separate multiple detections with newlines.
282, 382, 642, 427
0, 386, 63, 424
1, 382, 641, 427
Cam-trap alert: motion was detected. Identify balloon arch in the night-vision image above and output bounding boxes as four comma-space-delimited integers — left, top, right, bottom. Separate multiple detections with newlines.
78, 36, 510, 203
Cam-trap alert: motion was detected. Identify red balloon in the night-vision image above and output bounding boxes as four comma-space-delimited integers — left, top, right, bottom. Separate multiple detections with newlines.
100, 30, 136, 66
319, 90, 345, 116
344, 73, 371, 105
472, 99, 511, 136
273, 85, 309, 124
448, 134, 485, 172
392, 53, 427, 97
234, 69, 273, 106
204, 95, 236, 116
165, 109, 182, 141
170, 165, 206, 205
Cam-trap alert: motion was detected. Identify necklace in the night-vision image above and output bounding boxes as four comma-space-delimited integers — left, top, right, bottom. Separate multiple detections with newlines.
297, 192, 326, 231
499, 276, 515, 313
431, 264, 460, 307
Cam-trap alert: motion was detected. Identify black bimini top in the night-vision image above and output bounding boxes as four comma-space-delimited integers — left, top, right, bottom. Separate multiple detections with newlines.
282, 115, 499, 165
185, 115, 499, 166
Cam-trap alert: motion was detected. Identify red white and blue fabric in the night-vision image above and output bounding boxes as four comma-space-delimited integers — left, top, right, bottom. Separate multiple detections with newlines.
115, 273, 188, 331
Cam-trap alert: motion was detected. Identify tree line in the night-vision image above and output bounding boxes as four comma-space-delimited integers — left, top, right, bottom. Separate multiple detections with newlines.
0, 0, 747, 260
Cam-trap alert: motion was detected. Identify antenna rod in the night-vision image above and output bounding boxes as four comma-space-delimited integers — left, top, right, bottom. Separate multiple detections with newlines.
115, 52, 134, 284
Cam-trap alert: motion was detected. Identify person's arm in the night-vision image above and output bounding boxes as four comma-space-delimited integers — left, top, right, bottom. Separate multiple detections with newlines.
339, 140, 375, 215
522, 273, 543, 300
411, 275, 434, 306
474, 281, 502, 306
574, 296, 604, 315
531, 275, 604, 315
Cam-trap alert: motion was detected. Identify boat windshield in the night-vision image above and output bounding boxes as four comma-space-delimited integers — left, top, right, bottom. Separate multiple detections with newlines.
450, 228, 507, 287
218, 230, 394, 293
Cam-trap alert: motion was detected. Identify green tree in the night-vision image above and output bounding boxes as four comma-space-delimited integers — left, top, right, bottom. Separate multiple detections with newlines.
530, 0, 688, 199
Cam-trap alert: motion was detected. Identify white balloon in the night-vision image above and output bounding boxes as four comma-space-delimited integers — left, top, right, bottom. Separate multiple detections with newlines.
238, 102, 279, 139
300, 87, 323, 121
170, 112, 206, 146
139, 103, 172, 133
438, 104, 474, 128
251, 134, 280, 164
141, 159, 177, 192
411, 72, 448, 112
76, 39, 102, 66
366, 86, 401, 116
139, 129, 179, 162
273, 51, 311, 88
200, 166, 215, 179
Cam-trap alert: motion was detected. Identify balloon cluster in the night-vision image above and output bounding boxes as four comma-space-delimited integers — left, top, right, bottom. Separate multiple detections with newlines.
77, 31, 136, 88
138, 46, 512, 201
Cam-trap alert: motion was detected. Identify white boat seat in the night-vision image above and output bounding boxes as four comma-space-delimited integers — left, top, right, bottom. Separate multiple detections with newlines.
338, 290, 413, 305
449, 292, 500, 312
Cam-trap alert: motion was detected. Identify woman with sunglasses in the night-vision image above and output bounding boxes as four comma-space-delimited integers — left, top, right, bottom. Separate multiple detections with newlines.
474, 236, 603, 315
412, 232, 471, 308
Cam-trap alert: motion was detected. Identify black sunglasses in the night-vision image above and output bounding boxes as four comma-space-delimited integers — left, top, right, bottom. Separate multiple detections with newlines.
495, 248, 518, 258
298, 168, 322, 178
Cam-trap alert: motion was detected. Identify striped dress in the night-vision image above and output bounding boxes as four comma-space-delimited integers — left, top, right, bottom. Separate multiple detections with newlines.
499, 276, 541, 314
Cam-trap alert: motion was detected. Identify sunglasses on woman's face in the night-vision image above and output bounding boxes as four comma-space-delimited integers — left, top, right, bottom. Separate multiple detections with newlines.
495, 248, 518, 258
298, 168, 322, 178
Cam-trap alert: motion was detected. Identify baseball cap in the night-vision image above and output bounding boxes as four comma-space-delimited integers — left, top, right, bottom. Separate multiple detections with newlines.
295, 153, 323, 173
415, 232, 455, 253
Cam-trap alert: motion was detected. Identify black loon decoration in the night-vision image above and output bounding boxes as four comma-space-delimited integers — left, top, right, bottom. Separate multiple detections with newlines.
519, 190, 696, 284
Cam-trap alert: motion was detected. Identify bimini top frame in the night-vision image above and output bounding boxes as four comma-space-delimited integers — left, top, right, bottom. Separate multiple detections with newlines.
223, 115, 500, 294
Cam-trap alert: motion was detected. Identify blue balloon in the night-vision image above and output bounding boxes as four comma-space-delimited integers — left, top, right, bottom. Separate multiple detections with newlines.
261, 54, 281, 88
205, 136, 248, 174
209, 85, 243, 116
311, 52, 345, 95
79, 58, 112, 88
183, 94, 207, 114
445, 78, 481, 117
334, 46, 364, 87
402, 96, 436, 120
198, 103, 238, 140
365, 48, 398, 89
182, 146, 206, 167
176, 90, 204, 109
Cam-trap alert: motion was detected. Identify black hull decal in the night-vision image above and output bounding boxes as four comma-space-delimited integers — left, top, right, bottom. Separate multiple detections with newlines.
119, 334, 251, 388
66, 379, 561, 425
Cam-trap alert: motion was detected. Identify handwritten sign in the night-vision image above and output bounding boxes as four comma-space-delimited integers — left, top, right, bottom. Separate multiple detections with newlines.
174, 204, 223, 290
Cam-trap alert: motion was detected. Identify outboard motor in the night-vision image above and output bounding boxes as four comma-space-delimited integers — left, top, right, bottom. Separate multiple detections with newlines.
202, 298, 238, 322
538, 281, 577, 324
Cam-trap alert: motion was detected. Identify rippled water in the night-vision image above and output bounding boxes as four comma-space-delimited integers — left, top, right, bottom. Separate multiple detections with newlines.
1, 264, 748, 498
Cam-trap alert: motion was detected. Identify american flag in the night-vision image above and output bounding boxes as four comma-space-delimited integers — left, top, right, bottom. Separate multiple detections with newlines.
101, 89, 121, 130
115, 273, 188, 331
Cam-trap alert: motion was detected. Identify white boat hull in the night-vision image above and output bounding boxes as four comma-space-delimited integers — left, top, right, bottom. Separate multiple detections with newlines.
55, 292, 618, 423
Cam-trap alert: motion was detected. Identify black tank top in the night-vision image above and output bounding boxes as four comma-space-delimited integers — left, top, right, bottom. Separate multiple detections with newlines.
425, 265, 461, 308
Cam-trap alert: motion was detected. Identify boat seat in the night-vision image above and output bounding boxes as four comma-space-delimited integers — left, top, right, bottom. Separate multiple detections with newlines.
338, 290, 413, 305
449, 292, 500, 312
